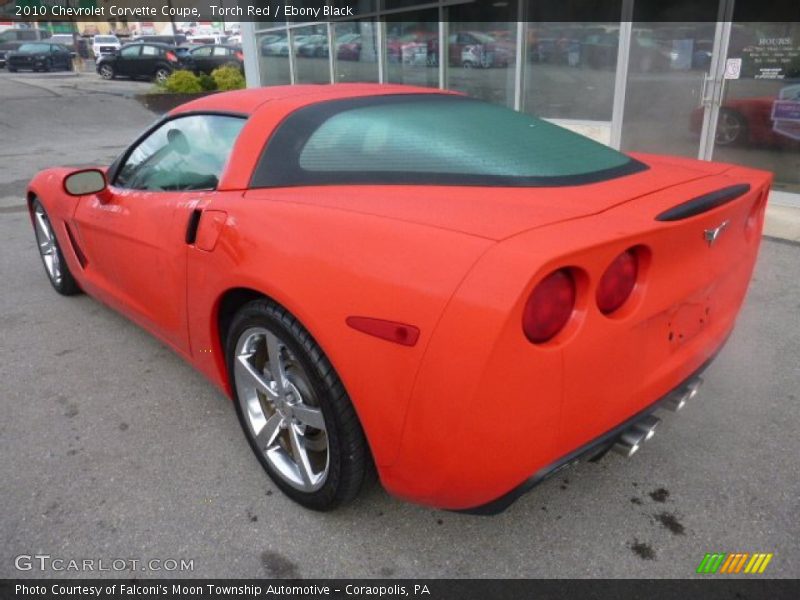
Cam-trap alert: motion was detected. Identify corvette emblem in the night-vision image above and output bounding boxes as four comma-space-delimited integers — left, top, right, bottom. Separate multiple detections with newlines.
704, 220, 730, 246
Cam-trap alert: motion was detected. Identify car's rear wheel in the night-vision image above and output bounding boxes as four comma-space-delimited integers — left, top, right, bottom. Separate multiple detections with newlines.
99, 64, 114, 79
227, 299, 373, 510
31, 199, 81, 296
154, 67, 170, 83
43, 58, 52, 72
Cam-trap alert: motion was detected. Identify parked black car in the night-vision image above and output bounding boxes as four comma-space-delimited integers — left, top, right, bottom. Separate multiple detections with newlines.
96, 43, 181, 83
130, 34, 187, 46
6, 42, 72, 72
0, 28, 51, 68
181, 44, 243, 74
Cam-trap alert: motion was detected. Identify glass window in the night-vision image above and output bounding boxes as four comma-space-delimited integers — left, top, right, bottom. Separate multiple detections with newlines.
523, 21, 621, 122
192, 45, 213, 57
334, 21, 379, 83
713, 22, 800, 194
141, 45, 158, 56
19, 43, 51, 53
293, 25, 331, 84
255, 95, 642, 187
446, 2, 518, 107
120, 45, 141, 58
621, 22, 718, 157
257, 30, 291, 85
385, 14, 438, 88
213, 46, 230, 57
115, 115, 246, 191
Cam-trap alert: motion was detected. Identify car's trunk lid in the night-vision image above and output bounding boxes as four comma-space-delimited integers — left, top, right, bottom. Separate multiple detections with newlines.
250, 154, 732, 240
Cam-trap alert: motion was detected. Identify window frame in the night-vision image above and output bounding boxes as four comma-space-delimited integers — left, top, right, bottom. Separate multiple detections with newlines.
250, 94, 647, 189
108, 111, 249, 191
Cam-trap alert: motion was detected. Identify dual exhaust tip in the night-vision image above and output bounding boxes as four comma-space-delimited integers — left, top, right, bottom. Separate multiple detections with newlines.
612, 377, 703, 458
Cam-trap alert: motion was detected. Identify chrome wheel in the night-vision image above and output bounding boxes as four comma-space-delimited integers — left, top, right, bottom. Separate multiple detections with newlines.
716, 110, 744, 145
155, 68, 170, 84
234, 327, 329, 492
33, 204, 62, 286
99, 64, 114, 79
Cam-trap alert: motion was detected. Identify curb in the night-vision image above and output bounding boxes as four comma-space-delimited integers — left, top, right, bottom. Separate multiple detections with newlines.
765, 204, 800, 243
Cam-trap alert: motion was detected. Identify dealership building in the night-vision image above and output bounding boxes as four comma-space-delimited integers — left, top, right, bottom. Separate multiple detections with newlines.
241, 0, 800, 204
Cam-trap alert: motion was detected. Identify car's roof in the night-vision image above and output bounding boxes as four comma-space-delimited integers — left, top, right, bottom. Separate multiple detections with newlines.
171, 83, 457, 117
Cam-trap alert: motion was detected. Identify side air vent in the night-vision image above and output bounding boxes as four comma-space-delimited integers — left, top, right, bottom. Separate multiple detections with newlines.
64, 222, 87, 268
656, 184, 751, 222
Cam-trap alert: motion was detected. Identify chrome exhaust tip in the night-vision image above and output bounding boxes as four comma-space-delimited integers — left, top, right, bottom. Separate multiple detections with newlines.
632, 414, 661, 441
611, 429, 648, 458
661, 376, 703, 412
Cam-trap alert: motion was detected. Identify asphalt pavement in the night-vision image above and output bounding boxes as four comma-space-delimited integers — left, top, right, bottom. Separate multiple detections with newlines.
0, 72, 798, 579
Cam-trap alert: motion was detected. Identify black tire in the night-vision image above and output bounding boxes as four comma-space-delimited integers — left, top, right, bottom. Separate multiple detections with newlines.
31, 198, 81, 296
154, 67, 170, 83
8, 67, 17, 72
43, 59, 52, 72
715, 108, 748, 146
98, 64, 114, 79
227, 299, 374, 510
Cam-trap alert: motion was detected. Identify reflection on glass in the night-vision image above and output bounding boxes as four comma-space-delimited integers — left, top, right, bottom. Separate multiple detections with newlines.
385, 15, 438, 88
622, 23, 717, 158
258, 30, 291, 85
713, 23, 800, 194
524, 22, 620, 121
445, 2, 517, 107
294, 25, 330, 84
334, 22, 379, 83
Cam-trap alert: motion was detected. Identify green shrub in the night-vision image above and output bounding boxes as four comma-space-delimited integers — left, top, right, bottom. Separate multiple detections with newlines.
197, 72, 217, 92
162, 70, 202, 94
211, 65, 246, 91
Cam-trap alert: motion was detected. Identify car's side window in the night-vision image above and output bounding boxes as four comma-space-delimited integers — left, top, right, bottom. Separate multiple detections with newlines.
141, 45, 158, 56
114, 114, 246, 192
120, 45, 140, 58
192, 46, 213, 57
213, 47, 229, 57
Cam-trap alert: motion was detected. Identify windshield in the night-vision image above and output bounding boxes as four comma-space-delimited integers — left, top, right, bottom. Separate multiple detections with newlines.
253, 95, 646, 188
18, 43, 50, 53
95, 36, 118, 43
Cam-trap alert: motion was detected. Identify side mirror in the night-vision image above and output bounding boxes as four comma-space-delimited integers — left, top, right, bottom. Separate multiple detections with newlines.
63, 168, 107, 196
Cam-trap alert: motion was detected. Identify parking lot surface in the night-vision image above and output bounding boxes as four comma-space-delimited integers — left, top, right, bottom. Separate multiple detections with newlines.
1, 73, 799, 578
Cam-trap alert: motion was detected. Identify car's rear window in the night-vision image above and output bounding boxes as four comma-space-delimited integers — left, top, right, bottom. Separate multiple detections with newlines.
252, 95, 646, 188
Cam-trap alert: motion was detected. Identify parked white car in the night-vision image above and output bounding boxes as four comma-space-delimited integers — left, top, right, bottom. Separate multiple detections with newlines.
92, 35, 121, 58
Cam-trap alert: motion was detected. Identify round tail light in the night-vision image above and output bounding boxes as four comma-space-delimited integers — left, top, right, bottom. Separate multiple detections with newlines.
596, 249, 638, 315
523, 269, 576, 344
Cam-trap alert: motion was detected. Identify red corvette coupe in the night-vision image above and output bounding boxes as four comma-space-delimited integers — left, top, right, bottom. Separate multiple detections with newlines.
28, 84, 770, 512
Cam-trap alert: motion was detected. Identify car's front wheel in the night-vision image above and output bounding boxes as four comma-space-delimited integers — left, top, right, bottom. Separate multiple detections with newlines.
98, 64, 114, 79
227, 299, 373, 510
154, 67, 170, 83
31, 199, 81, 296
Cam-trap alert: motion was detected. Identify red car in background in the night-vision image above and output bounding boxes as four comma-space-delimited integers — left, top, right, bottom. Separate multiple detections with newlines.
691, 95, 800, 147
27, 84, 770, 513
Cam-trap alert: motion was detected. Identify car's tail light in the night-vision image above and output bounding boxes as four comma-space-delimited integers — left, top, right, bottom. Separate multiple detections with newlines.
596, 249, 638, 315
166, 51, 178, 62
236, 51, 244, 61
523, 269, 576, 344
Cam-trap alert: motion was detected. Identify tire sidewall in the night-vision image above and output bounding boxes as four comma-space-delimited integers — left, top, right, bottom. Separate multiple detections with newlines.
31, 199, 78, 295
226, 303, 346, 510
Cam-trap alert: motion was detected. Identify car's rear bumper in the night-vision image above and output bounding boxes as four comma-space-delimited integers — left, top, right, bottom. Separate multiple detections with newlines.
459, 350, 721, 515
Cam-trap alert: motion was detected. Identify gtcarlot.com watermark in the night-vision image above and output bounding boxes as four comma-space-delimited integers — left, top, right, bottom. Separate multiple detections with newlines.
14, 554, 194, 573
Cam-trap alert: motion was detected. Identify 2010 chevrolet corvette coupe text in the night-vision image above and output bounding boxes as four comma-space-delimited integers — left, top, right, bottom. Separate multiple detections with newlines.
28, 84, 770, 512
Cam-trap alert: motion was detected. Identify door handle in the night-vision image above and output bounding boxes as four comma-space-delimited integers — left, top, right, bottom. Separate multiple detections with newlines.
185, 208, 202, 244
700, 74, 714, 108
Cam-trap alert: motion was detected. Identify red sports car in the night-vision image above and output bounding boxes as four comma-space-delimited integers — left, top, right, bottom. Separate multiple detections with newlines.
28, 84, 770, 512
